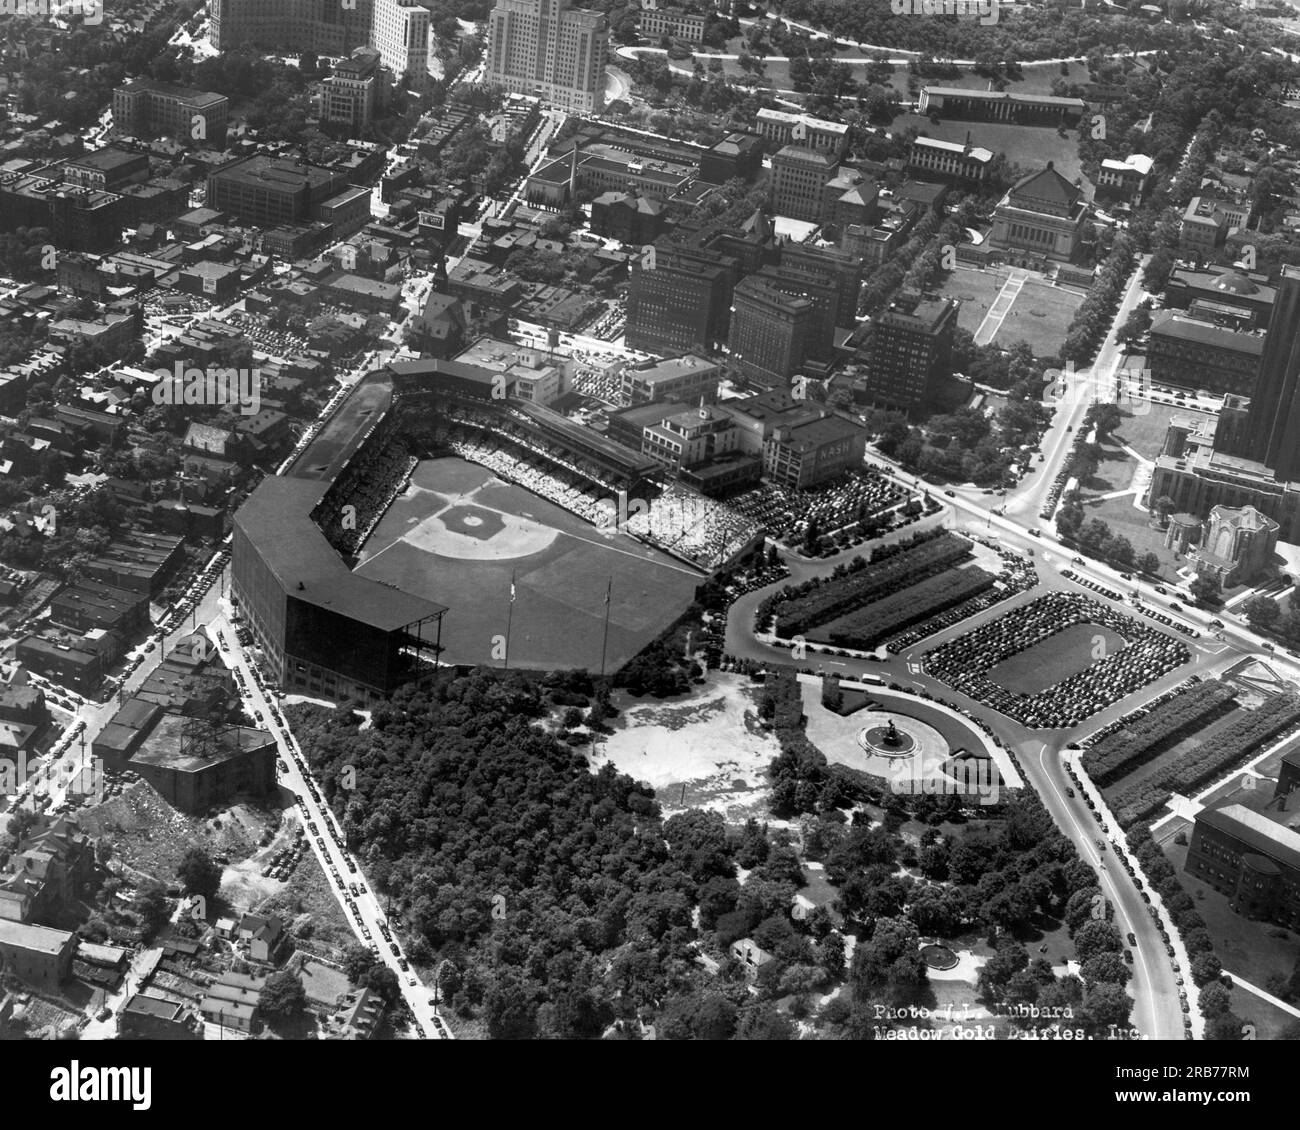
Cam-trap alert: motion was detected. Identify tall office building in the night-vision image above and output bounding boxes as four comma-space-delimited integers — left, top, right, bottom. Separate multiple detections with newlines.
728, 276, 817, 386
625, 245, 735, 357
372, 0, 432, 91
322, 48, 386, 133
780, 242, 863, 330
769, 145, 839, 223
486, 0, 608, 113
210, 0, 373, 57
863, 295, 958, 412
1245, 264, 1300, 480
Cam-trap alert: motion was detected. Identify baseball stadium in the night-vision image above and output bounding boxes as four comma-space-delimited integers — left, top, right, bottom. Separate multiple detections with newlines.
231, 359, 764, 701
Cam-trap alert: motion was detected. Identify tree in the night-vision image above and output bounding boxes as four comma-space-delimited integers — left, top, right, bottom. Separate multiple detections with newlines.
132, 882, 171, 936
342, 943, 378, 984
1079, 951, 1131, 987
1154, 495, 1175, 526
1082, 982, 1132, 1030
260, 970, 308, 1023
1242, 594, 1281, 631
176, 847, 221, 903
1188, 573, 1222, 607
1074, 919, 1123, 962
1138, 552, 1161, 576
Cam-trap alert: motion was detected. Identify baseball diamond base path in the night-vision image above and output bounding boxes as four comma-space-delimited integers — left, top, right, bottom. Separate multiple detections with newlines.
355, 457, 703, 672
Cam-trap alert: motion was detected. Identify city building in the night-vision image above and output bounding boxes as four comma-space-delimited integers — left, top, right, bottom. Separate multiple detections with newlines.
988, 162, 1088, 265
1185, 804, 1300, 928
1276, 745, 1300, 802
112, 79, 229, 143
0, 920, 75, 989
372, 0, 431, 90
206, 155, 356, 230
129, 715, 277, 815
452, 337, 569, 405
590, 190, 666, 244
728, 274, 817, 385
754, 108, 849, 157
1187, 504, 1279, 586
621, 354, 719, 405
906, 135, 993, 184
59, 148, 150, 192
1146, 312, 1265, 396
120, 992, 200, 1040
863, 295, 958, 412
1095, 153, 1153, 205
1165, 268, 1274, 327
625, 245, 734, 355
1149, 266, 1300, 539
200, 971, 266, 1034
637, 5, 707, 41
642, 403, 740, 472
699, 132, 763, 184
486, 0, 609, 112
917, 86, 1086, 124
768, 145, 839, 223
763, 413, 866, 490
210, 0, 373, 55
0, 170, 132, 252
780, 241, 863, 330
1180, 195, 1252, 257
322, 48, 387, 132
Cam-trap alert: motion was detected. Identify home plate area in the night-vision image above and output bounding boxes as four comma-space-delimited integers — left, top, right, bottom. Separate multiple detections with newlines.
402, 501, 559, 560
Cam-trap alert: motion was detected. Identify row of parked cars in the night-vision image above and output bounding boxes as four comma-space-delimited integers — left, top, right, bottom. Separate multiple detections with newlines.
261, 829, 307, 880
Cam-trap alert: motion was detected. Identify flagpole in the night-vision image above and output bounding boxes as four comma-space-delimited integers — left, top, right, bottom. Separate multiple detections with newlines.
504, 571, 516, 671
599, 576, 612, 680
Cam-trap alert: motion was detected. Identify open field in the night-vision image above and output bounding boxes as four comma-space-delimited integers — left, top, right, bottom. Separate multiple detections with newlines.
1081, 493, 1182, 581
893, 113, 1085, 182
939, 267, 1008, 336
356, 457, 702, 671
995, 281, 1083, 356
1110, 402, 1214, 458
987, 622, 1128, 695
883, 60, 1093, 99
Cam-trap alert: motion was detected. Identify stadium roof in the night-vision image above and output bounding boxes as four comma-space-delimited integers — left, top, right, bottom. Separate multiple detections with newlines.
236, 476, 448, 631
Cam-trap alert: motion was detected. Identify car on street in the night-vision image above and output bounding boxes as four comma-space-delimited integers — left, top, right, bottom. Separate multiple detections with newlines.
1209, 619, 1224, 628
1127, 932, 1137, 946
1065, 787, 1075, 797
943, 489, 955, 497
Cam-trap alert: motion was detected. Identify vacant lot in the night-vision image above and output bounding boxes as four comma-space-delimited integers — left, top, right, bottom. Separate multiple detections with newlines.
987, 622, 1128, 695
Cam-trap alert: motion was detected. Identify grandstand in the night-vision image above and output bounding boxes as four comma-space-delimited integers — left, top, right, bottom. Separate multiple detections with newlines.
233, 358, 763, 696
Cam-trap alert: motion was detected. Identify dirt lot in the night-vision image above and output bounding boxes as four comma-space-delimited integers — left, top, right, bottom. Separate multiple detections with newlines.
79, 784, 285, 886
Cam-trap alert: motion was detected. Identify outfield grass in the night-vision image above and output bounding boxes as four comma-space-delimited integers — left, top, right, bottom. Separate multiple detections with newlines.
995, 282, 1083, 356
986, 622, 1128, 695
357, 457, 702, 671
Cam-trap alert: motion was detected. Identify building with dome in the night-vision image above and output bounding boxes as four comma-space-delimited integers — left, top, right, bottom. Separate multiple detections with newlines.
1187, 504, 1279, 586
1165, 266, 1276, 326
1147, 310, 1266, 395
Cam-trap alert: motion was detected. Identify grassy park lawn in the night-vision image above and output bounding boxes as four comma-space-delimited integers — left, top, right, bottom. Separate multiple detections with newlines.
1110, 402, 1214, 459
1098, 707, 1250, 809
995, 282, 1083, 355
892, 114, 1085, 182
987, 622, 1129, 695
937, 267, 1008, 335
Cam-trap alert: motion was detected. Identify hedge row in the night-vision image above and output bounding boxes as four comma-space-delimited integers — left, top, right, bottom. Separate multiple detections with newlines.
1083, 683, 1238, 787
1163, 693, 1300, 794
772, 532, 972, 637
822, 567, 996, 651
